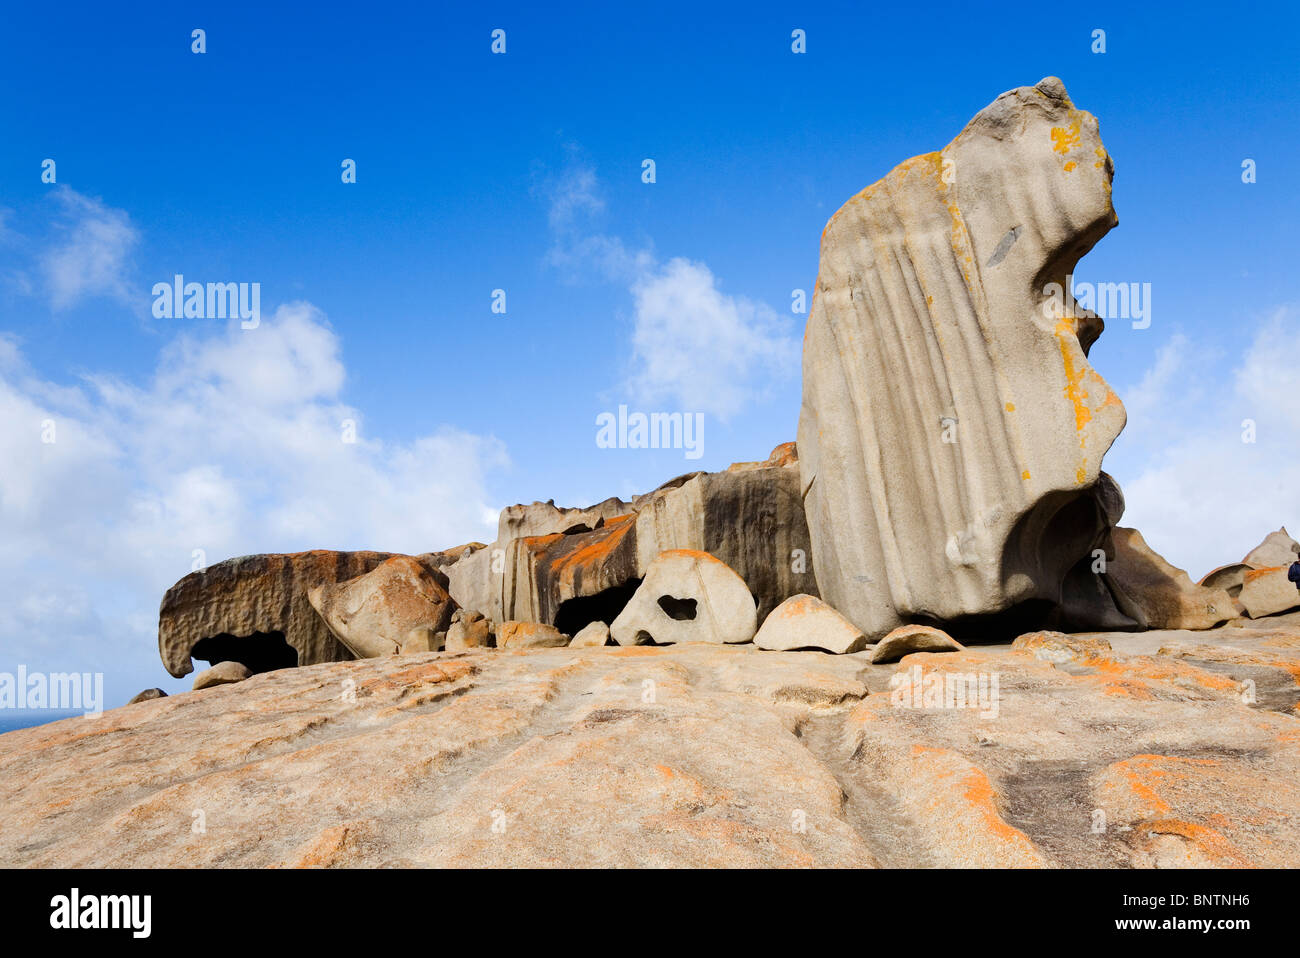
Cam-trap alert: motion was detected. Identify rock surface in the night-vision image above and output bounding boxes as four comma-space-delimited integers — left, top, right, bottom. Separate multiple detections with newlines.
6, 620, 1300, 867
159, 550, 411, 677
307, 555, 456, 659
798, 77, 1127, 640
753, 594, 868, 654
191, 661, 252, 690
611, 550, 757, 646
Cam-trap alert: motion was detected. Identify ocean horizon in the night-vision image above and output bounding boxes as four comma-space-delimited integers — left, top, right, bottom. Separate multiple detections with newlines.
0, 711, 86, 735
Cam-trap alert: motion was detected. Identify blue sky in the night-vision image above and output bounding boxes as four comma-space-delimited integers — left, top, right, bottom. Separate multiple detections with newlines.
1, 0, 1298, 711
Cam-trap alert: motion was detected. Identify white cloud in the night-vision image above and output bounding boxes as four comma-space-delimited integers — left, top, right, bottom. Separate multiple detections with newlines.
543, 161, 798, 420
0, 304, 506, 702
1111, 307, 1300, 580
630, 257, 798, 420
40, 187, 139, 309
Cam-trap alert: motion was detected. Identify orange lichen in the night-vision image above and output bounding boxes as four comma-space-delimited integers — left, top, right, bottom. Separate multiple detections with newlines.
1135, 819, 1251, 866
1054, 316, 1091, 433
1050, 119, 1081, 154
523, 533, 564, 558
1103, 755, 1221, 816
550, 519, 634, 577
1063, 161, 1076, 172
662, 548, 722, 563
959, 766, 1035, 845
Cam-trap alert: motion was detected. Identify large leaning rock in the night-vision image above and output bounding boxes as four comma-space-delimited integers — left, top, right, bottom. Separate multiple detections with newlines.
798, 77, 1127, 640
307, 555, 456, 659
611, 550, 757, 646
159, 550, 408, 677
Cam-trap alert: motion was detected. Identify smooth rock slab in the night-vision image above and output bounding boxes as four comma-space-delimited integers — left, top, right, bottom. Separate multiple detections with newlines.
611, 550, 757, 646
4, 624, 1300, 867
870, 625, 964, 664
753, 594, 868, 654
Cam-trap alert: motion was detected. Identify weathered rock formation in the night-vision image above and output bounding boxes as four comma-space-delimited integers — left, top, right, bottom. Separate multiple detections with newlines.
126, 688, 167, 705
1242, 527, 1300, 568
9, 618, 1300, 867
441, 444, 815, 635
611, 549, 758, 646
307, 555, 456, 659
570, 621, 611, 648
1199, 563, 1253, 597
399, 628, 443, 654
798, 77, 1127, 640
1104, 527, 1235, 630
159, 550, 411, 678
1194, 529, 1300, 621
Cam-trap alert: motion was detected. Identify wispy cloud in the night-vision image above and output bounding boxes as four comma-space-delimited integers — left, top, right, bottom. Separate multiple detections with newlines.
41, 187, 139, 309
541, 159, 798, 421
629, 257, 796, 420
1113, 306, 1300, 579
